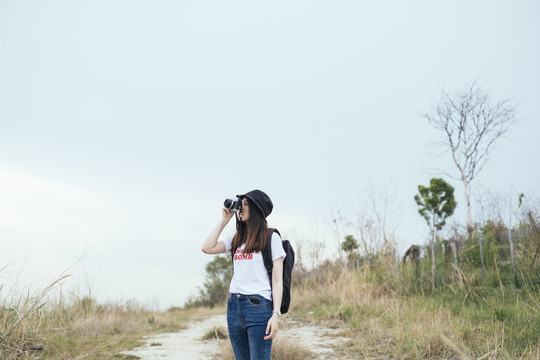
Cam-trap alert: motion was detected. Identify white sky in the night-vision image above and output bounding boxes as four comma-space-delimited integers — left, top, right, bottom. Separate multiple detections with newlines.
1, 1, 539, 310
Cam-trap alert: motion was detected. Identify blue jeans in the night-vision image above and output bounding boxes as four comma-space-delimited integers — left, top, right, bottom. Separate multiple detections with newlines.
227, 294, 273, 360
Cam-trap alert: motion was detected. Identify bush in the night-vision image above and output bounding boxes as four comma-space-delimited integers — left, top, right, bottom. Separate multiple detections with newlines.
185, 255, 233, 308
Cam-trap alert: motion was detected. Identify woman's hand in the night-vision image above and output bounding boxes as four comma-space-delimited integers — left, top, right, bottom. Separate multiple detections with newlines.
201, 208, 234, 254
264, 313, 279, 340
222, 207, 235, 223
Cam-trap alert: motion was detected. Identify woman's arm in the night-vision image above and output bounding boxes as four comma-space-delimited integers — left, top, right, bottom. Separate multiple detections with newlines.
201, 208, 234, 254
265, 257, 284, 340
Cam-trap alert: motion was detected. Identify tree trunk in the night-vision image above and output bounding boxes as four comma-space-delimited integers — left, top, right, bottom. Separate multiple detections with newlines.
509, 228, 518, 287
479, 232, 486, 280
414, 258, 420, 280
394, 241, 399, 270
463, 178, 474, 237
451, 241, 459, 278
431, 216, 437, 291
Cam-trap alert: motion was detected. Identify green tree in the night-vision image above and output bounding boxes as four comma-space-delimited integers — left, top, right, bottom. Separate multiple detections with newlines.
187, 255, 233, 308
414, 178, 457, 290
341, 234, 359, 259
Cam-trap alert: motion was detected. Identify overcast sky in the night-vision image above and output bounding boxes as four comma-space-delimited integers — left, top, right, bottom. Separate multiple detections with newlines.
1, 1, 539, 310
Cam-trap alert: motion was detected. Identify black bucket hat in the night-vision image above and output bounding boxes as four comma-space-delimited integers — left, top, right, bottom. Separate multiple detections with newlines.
237, 189, 273, 218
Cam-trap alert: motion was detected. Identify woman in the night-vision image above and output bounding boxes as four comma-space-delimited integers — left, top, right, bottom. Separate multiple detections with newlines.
202, 189, 285, 360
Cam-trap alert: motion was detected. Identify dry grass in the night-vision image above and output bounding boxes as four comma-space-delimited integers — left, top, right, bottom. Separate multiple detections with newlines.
215, 337, 312, 360
201, 325, 228, 341
291, 263, 540, 359
4, 254, 537, 359
0, 273, 212, 360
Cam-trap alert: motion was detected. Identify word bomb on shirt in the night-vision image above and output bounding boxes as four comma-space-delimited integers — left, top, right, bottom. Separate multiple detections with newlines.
233, 249, 260, 261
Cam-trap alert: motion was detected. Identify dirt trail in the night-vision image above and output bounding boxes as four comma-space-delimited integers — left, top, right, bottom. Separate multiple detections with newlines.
122, 314, 225, 360
122, 314, 352, 360
279, 317, 352, 360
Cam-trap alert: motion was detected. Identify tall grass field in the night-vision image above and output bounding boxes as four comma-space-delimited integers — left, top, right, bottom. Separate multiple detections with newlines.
292, 259, 540, 359
0, 273, 208, 360
2, 211, 539, 359
4, 260, 537, 359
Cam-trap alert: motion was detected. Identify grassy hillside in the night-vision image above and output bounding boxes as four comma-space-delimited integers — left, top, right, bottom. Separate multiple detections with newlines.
0, 276, 208, 360
3, 206, 538, 360
291, 260, 540, 359
3, 265, 538, 359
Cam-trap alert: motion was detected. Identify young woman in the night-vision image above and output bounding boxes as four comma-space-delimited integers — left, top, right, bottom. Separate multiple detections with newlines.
202, 190, 285, 360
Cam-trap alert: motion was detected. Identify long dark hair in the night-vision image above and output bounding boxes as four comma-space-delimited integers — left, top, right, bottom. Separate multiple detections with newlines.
231, 197, 269, 255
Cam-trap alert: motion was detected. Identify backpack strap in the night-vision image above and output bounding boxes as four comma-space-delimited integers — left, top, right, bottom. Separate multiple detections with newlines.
262, 228, 280, 288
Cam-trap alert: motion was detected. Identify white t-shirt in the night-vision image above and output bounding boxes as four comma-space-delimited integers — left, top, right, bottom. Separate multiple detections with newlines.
222, 231, 286, 300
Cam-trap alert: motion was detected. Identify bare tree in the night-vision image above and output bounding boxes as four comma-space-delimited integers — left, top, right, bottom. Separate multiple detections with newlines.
364, 181, 401, 268
330, 180, 400, 267
330, 210, 354, 259
426, 80, 517, 237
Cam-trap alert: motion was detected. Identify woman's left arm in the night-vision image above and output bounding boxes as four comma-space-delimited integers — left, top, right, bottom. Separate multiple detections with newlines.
265, 257, 283, 340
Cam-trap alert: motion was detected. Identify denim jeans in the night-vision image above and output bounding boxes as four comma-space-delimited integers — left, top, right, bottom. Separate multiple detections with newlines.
227, 293, 273, 360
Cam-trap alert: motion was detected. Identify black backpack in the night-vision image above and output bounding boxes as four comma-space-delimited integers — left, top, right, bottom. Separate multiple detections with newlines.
262, 228, 295, 314
231, 228, 295, 314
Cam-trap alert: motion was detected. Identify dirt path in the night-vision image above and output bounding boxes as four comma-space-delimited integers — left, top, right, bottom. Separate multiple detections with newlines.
122, 314, 353, 360
122, 314, 225, 360
279, 317, 353, 360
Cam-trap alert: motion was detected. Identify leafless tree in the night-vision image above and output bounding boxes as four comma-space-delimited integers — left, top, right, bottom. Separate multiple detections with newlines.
330, 210, 354, 259
364, 181, 401, 268
517, 194, 540, 274
350, 181, 401, 267
426, 80, 517, 237
329, 180, 400, 267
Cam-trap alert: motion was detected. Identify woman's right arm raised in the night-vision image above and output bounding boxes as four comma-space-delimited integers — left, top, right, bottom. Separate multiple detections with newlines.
201, 208, 234, 254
